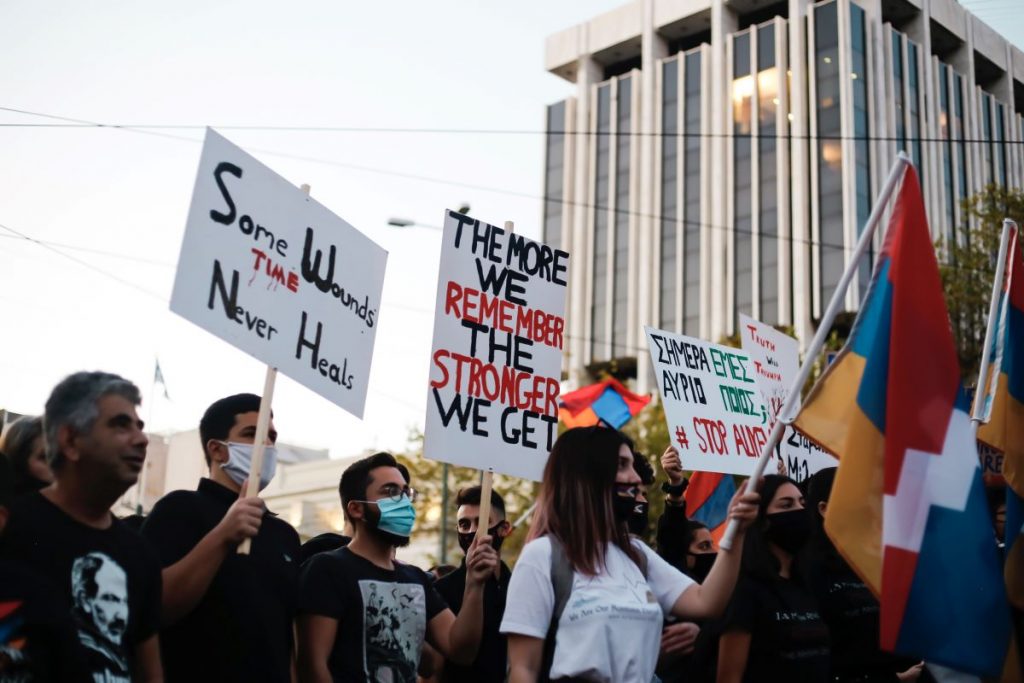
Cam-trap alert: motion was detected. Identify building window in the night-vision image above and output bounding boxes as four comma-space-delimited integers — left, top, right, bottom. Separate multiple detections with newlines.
815, 0, 843, 311
850, 3, 871, 296
995, 103, 1007, 188
683, 50, 703, 336
982, 94, 993, 186
543, 101, 566, 250
591, 84, 611, 360
757, 24, 779, 324
660, 59, 679, 332
953, 73, 968, 243
733, 30, 754, 328
612, 77, 632, 357
939, 64, 954, 245
892, 30, 906, 154
907, 41, 922, 172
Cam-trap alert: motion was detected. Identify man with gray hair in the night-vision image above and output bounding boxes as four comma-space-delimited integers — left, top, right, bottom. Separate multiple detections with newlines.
0, 371, 163, 683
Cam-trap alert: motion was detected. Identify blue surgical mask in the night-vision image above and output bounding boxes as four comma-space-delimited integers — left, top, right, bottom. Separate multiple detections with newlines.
217, 441, 277, 490
372, 495, 416, 537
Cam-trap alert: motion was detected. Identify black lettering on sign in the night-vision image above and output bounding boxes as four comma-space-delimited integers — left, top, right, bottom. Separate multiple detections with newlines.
210, 162, 242, 225
301, 227, 336, 294
295, 311, 354, 389
208, 260, 240, 321
432, 389, 489, 437
499, 407, 558, 450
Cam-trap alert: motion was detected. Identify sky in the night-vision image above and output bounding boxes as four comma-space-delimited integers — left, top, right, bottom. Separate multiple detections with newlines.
1, 0, 1021, 460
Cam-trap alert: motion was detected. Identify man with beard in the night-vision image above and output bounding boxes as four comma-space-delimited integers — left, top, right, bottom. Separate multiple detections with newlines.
297, 452, 497, 683
0, 371, 162, 683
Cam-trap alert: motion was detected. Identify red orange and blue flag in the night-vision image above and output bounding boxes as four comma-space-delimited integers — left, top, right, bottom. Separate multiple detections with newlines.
684, 471, 736, 544
794, 166, 1011, 677
558, 377, 651, 429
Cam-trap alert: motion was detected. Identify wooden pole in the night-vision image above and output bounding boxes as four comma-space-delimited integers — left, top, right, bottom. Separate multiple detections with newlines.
238, 183, 309, 554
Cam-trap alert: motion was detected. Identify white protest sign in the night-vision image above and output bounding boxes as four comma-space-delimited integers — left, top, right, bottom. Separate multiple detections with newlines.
646, 326, 771, 476
170, 129, 388, 418
738, 314, 837, 482
423, 210, 569, 481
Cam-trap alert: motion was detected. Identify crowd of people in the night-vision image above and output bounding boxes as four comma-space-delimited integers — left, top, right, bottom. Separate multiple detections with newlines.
0, 370, 999, 682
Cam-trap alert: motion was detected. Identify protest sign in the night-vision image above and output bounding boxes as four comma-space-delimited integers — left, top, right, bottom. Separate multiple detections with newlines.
423, 210, 569, 481
739, 314, 837, 482
645, 326, 771, 476
170, 129, 387, 418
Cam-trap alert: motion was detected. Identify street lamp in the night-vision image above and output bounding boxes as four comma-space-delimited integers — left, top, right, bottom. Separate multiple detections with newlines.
387, 204, 469, 232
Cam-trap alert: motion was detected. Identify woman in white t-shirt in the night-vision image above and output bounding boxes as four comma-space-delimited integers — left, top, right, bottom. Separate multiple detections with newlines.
501, 427, 760, 683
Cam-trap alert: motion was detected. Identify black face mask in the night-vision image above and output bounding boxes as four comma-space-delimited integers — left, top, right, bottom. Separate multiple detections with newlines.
686, 552, 717, 582
612, 493, 637, 524
627, 502, 650, 536
457, 522, 507, 554
765, 509, 812, 554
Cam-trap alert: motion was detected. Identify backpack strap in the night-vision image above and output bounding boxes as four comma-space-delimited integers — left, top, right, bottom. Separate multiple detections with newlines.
541, 535, 574, 682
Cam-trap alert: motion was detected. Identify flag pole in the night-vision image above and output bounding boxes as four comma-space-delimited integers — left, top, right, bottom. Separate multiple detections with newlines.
970, 218, 1016, 435
719, 152, 911, 550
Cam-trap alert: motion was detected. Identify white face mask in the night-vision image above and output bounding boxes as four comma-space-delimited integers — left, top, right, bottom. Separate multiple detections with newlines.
216, 441, 277, 490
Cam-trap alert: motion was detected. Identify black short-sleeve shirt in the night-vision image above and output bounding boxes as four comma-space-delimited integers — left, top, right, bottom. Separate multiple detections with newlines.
140, 478, 301, 683
298, 546, 447, 683
0, 492, 162, 683
722, 575, 831, 683
434, 560, 511, 683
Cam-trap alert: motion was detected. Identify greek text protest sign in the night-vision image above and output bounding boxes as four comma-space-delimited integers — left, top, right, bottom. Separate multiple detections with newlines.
170, 129, 388, 418
739, 314, 837, 482
424, 211, 569, 481
645, 326, 770, 476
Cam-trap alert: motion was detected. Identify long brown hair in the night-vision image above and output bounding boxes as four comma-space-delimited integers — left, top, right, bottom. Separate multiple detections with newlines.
528, 426, 641, 575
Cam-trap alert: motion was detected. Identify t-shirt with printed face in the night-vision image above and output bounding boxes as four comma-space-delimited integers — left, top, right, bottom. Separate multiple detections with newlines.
500, 537, 694, 683
721, 575, 831, 682
0, 493, 162, 683
297, 547, 447, 683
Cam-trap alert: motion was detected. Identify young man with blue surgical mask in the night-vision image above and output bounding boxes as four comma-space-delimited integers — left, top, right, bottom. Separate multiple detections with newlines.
297, 452, 498, 683
141, 393, 301, 682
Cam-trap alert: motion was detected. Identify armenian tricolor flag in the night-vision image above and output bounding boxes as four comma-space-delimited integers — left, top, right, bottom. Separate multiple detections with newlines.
558, 377, 651, 429
977, 222, 1024, 613
684, 471, 736, 544
793, 166, 1011, 676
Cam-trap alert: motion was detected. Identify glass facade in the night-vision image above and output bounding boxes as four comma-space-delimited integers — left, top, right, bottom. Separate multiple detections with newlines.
850, 3, 870, 296
939, 64, 954, 244
591, 84, 611, 359
995, 103, 1006, 187
907, 41, 922, 172
953, 73, 968, 244
892, 30, 906, 154
660, 60, 679, 331
982, 94, 993, 186
543, 101, 566, 250
733, 30, 754, 325
815, 1, 843, 310
683, 50, 702, 336
757, 24, 779, 324
612, 77, 632, 357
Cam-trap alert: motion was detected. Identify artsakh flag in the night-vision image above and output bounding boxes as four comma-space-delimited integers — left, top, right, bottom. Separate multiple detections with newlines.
558, 377, 651, 429
976, 223, 1024, 613
684, 471, 736, 544
793, 166, 1011, 676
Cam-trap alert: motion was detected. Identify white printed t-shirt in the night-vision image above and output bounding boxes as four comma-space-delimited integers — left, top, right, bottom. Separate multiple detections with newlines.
500, 537, 695, 683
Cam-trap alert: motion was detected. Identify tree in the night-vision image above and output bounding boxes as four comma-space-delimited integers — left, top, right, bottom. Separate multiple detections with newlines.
938, 184, 1024, 385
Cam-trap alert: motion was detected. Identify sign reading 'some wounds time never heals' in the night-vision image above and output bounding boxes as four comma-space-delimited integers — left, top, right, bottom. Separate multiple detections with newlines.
170, 129, 388, 418
424, 211, 569, 481
646, 326, 770, 476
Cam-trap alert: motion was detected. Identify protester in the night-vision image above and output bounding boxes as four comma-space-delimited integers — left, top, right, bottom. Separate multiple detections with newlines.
717, 474, 830, 683
804, 468, 924, 683
0, 371, 163, 682
297, 452, 498, 682
656, 444, 691, 571
628, 449, 655, 538
428, 564, 458, 582
434, 485, 513, 683
140, 392, 300, 683
501, 426, 759, 683
0, 415, 53, 496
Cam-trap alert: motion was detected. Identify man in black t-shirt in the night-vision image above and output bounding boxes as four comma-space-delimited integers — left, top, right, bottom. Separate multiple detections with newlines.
141, 393, 300, 683
297, 452, 498, 683
0, 371, 163, 683
433, 485, 513, 683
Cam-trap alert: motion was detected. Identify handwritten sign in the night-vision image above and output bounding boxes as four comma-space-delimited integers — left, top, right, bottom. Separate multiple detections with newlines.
646, 326, 770, 476
423, 211, 569, 481
739, 314, 837, 482
170, 129, 388, 418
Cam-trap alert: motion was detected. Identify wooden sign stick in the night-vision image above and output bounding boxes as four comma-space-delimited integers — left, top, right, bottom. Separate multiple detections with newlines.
238, 182, 310, 555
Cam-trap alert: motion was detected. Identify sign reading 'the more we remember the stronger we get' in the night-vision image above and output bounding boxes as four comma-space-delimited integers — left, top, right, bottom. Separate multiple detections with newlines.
646, 326, 770, 476
424, 211, 569, 481
170, 129, 388, 418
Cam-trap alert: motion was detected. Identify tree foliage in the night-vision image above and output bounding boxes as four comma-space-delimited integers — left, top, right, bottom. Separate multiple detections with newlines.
938, 184, 1024, 385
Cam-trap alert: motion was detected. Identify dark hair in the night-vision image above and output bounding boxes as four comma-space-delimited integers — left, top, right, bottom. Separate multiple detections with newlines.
805, 467, 836, 518
339, 452, 399, 521
741, 474, 804, 581
0, 416, 44, 494
631, 450, 655, 486
45, 372, 141, 470
396, 462, 411, 485
198, 394, 264, 465
456, 485, 506, 517
528, 426, 640, 575
683, 519, 709, 552
0, 451, 13, 510
428, 564, 458, 581
299, 532, 350, 564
